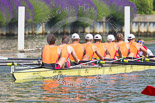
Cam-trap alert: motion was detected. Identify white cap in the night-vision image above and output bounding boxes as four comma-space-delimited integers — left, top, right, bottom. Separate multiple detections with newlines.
85, 34, 93, 40
94, 34, 102, 40
128, 34, 135, 40
107, 35, 115, 42
72, 33, 80, 39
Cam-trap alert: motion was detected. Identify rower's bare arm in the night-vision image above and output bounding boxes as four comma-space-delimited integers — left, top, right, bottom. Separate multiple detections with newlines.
115, 44, 122, 58
104, 46, 110, 55
70, 46, 79, 63
82, 45, 86, 56
94, 46, 104, 60
117, 48, 122, 58
140, 46, 148, 56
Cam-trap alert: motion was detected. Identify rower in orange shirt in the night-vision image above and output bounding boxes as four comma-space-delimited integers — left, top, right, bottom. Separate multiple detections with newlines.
128, 34, 148, 57
69, 33, 85, 61
56, 35, 79, 69
104, 34, 122, 59
116, 33, 130, 57
93, 34, 110, 59
42, 34, 61, 69
82, 34, 104, 61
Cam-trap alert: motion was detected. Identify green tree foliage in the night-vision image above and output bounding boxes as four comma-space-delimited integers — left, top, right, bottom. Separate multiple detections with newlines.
0, 12, 7, 26
153, 0, 155, 11
72, 6, 97, 28
29, 0, 51, 24
47, 7, 74, 27
92, 0, 110, 20
130, 0, 153, 14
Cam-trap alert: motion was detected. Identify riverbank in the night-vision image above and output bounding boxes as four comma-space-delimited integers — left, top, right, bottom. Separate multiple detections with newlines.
0, 15, 155, 36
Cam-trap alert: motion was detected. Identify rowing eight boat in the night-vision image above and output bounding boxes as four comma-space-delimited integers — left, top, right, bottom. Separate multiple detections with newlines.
12, 64, 155, 81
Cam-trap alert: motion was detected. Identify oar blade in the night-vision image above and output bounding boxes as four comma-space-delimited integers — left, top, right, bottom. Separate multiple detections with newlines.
141, 85, 155, 96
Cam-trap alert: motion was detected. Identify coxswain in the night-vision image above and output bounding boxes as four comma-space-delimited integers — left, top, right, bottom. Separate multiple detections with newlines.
42, 34, 61, 69
128, 34, 148, 57
116, 33, 130, 57
82, 34, 104, 61
93, 34, 110, 59
56, 35, 79, 69
69, 33, 85, 61
137, 39, 153, 56
104, 34, 122, 59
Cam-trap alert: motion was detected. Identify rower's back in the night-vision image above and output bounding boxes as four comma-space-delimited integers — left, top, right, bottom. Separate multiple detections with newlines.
70, 43, 84, 60
93, 43, 106, 59
82, 34, 104, 61
42, 45, 60, 64
84, 43, 95, 60
116, 33, 129, 57
42, 34, 60, 69
56, 35, 79, 69
104, 34, 122, 59
129, 42, 139, 58
69, 33, 84, 61
118, 42, 129, 57
104, 42, 117, 59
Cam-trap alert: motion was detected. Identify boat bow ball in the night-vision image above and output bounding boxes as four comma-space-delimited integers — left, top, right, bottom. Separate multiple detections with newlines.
0, 0, 136, 26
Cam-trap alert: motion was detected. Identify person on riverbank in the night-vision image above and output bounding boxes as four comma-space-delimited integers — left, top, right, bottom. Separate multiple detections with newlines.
56, 35, 79, 69
69, 33, 85, 61
104, 34, 122, 59
82, 34, 104, 61
116, 33, 130, 57
137, 39, 154, 56
93, 34, 110, 59
128, 34, 148, 57
42, 34, 61, 69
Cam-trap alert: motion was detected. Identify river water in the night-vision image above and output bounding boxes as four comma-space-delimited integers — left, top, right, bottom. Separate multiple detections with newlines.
0, 35, 155, 102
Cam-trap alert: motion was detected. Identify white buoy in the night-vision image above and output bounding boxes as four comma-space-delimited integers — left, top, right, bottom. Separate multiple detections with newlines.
18, 6, 25, 51
124, 6, 130, 42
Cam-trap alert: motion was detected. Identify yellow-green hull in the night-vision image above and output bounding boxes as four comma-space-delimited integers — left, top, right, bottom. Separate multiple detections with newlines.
12, 65, 155, 81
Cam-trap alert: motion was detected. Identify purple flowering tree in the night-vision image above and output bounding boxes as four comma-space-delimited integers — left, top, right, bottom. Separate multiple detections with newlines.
0, 0, 137, 27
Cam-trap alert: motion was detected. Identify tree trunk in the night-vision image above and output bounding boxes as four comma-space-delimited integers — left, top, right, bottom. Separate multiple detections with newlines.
0, 27, 1, 36
32, 24, 35, 35
42, 23, 45, 35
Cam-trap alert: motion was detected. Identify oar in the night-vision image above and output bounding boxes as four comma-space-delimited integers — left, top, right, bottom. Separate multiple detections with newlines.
0, 60, 41, 64
0, 63, 41, 66
71, 58, 125, 68
147, 56, 155, 58
125, 57, 155, 62
0, 58, 42, 60
98, 60, 155, 66
70, 60, 98, 68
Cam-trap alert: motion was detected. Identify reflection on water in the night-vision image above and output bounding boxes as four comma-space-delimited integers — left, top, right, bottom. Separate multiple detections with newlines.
0, 35, 155, 102
0, 67, 155, 102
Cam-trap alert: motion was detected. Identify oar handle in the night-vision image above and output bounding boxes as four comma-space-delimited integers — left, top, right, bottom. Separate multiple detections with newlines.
7, 58, 42, 60
98, 61, 155, 66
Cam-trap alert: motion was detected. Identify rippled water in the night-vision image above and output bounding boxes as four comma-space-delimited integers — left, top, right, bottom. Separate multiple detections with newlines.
0, 67, 155, 102
0, 35, 155, 102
